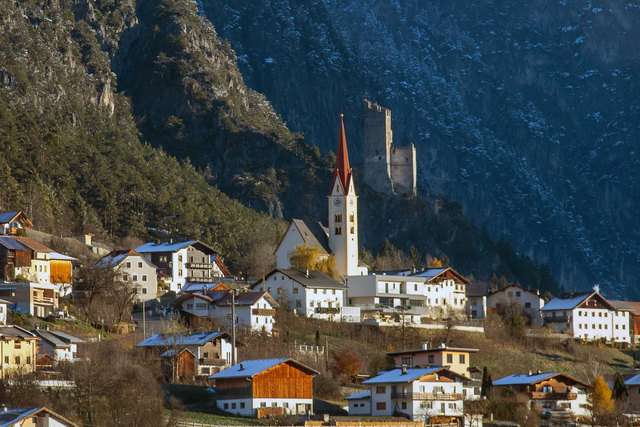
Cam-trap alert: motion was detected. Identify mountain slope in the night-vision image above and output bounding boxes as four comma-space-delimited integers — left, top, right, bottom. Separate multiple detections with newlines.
202, 0, 640, 298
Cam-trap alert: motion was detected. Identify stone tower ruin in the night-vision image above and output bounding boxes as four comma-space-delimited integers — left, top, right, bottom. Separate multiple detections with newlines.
362, 99, 417, 196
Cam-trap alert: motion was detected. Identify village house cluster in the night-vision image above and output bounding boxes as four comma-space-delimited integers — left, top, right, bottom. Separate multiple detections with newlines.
3, 114, 640, 425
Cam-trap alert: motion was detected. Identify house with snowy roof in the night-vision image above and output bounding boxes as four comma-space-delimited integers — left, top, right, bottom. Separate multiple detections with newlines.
253, 269, 347, 320
137, 330, 236, 376
0, 406, 78, 427
171, 290, 278, 333
31, 328, 84, 362
493, 372, 589, 419
624, 374, 640, 411
344, 267, 468, 322
135, 240, 231, 292
541, 291, 630, 343
209, 358, 318, 418
487, 284, 545, 323
465, 281, 489, 319
387, 343, 479, 377
346, 365, 476, 423
98, 249, 158, 301
0, 211, 32, 236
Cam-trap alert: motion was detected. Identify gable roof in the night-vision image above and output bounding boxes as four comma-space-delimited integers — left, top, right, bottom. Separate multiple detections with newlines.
493, 372, 588, 388
0, 407, 78, 427
209, 358, 319, 379
12, 237, 53, 253
0, 237, 30, 251
541, 291, 615, 311
260, 269, 345, 289
387, 344, 479, 357
466, 281, 490, 297
136, 240, 218, 255
0, 326, 38, 340
160, 348, 196, 358
97, 249, 156, 269
49, 252, 77, 261
32, 330, 69, 348
0, 211, 33, 228
345, 391, 371, 400
136, 331, 230, 347
412, 267, 470, 284
608, 300, 634, 312
363, 367, 469, 384
614, 301, 640, 316
489, 284, 541, 298
292, 219, 330, 254
214, 291, 279, 308
625, 374, 640, 386
47, 330, 84, 344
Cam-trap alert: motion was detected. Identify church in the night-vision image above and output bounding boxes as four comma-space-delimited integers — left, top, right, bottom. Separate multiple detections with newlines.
275, 115, 368, 278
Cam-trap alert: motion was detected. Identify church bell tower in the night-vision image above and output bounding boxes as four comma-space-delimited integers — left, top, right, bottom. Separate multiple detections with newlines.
328, 115, 359, 277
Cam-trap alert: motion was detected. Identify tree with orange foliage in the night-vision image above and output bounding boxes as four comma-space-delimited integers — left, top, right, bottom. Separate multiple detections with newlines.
589, 375, 614, 417
331, 348, 362, 382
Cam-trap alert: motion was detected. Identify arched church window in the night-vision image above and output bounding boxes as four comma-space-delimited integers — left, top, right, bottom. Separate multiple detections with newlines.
335, 214, 342, 223
335, 227, 342, 235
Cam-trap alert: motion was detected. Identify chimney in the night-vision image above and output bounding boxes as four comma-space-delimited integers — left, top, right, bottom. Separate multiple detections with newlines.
537, 370, 541, 374
440, 343, 445, 349
411, 265, 417, 275
84, 234, 93, 246
239, 363, 244, 371
422, 343, 429, 350
528, 370, 533, 376
45, 325, 50, 331
305, 269, 309, 278
35, 324, 39, 330
1, 404, 6, 412
401, 364, 407, 375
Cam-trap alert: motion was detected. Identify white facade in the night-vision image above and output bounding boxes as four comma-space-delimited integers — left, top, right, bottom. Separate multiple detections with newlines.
260, 270, 345, 320
542, 292, 631, 343
328, 175, 360, 278
345, 274, 466, 318
216, 298, 276, 333
217, 398, 312, 417
118, 254, 158, 302
487, 285, 544, 319
466, 295, 486, 319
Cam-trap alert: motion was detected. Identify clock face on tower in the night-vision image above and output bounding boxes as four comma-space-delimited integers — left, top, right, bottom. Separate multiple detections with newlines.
333, 198, 342, 207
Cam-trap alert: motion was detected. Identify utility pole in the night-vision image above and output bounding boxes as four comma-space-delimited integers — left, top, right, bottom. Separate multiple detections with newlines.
231, 290, 236, 365
142, 300, 146, 338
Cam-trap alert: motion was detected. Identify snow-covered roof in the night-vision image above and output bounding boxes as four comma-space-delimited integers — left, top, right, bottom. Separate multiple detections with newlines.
209, 358, 318, 379
411, 268, 448, 279
160, 348, 195, 358
49, 252, 77, 261
136, 240, 207, 253
345, 391, 370, 400
493, 372, 558, 386
0, 211, 22, 224
136, 331, 227, 347
180, 282, 223, 293
541, 292, 593, 311
261, 269, 346, 289
0, 237, 30, 251
625, 374, 640, 386
47, 330, 84, 344
363, 367, 442, 384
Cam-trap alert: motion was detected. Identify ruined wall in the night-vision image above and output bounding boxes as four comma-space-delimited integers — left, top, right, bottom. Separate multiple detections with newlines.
362, 99, 417, 196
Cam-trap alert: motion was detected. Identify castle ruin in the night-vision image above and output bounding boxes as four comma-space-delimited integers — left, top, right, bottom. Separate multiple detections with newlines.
362, 99, 417, 196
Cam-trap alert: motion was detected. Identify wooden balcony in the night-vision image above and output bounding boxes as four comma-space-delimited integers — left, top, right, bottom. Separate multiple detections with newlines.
252, 308, 276, 316
33, 296, 54, 304
199, 358, 227, 366
187, 262, 211, 269
186, 276, 214, 283
530, 391, 577, 400
392, 392, 465, 401
316, 307, 340, 314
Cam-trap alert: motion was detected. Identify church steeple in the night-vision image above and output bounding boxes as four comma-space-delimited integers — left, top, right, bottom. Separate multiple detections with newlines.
328, 115, 360, 278
330, 115, 354, 196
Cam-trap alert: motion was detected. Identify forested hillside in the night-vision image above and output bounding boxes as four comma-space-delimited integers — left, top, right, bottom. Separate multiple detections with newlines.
202, 0, 640, 298
0, 0, 560, 293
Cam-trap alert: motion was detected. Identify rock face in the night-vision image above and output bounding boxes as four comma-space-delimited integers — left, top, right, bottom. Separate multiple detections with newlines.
202, 0, 640, 298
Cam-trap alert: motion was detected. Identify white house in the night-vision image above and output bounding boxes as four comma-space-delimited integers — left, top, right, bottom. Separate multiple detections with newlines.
345, 267, 468, 322
210, 358, 318, 417
254, 269, 346, 320
487, 284, 545, 322
541, 291, 630, 343
135, 240, 231, 292
172, 290, 279, 334
137, 331, 236, 376
348, 366, 476, 423
97, 249, 158, 302
493, 372, 589, 419
32, 328, 84, 362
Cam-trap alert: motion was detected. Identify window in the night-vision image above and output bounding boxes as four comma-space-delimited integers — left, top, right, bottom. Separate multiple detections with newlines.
26, 356, 30, 365
350, 213, 354, 222
283, 402, 288, 408
293, 287, 298, 294
14, 342, 20, 349
459, 354, 465, 364
142, 288, 147, 294
277, 288, 283, 294
428, 355, 435, 364
186, 303, 193, 310
350, 226, 355, 234
376, 386, 386, 394
401, 357, 413, 367
260, 402, 266, 408
401, 402, 407, 409
178, 269, 183, 277
310, 301, 314, 307
335, 214, 342, 223
516, 291, 521, 297
133, 274, 138, 281
122, 274, 128, 281
447, 354, 453, 363
335, 227, 341, 235
231, 403, 236, 409
240, 402, 245, 408
3, 356, 7, 364
14, 356, 20, 364
138, 262, 143, 268
196, 303, 207, 310
224, 403, 229, 409
126, 262, 131, 268
271, 403, 277, 407
376, 402, 386, 410
296, 300, 302, 308
142, 275, 147, 282
525, 302, 531, 308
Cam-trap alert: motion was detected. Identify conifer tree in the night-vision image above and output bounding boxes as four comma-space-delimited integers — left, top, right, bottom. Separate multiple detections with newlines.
612, 372, 628, 401
481, 366, 492, 397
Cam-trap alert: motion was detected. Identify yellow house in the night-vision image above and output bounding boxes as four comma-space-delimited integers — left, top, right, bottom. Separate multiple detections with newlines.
0, 325, 38, 378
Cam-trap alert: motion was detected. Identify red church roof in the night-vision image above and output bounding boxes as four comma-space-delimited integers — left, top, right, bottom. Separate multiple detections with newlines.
331, 115, 353, 193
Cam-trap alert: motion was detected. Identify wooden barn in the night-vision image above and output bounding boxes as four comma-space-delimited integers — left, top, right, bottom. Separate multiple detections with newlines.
160, 348, 196, 378
209, 358, 318, 418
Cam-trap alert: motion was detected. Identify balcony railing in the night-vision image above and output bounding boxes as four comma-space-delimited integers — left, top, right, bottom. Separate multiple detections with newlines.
252, 308, 276, 316
391, 392, 465, 401
543, 316, 570, 323
530, 392, 577, 400
33, 296, 54, 304
199, 358, 227, 366
187, 262, 211, 269
316, 307, 340, 314
186, 276, 214, 283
